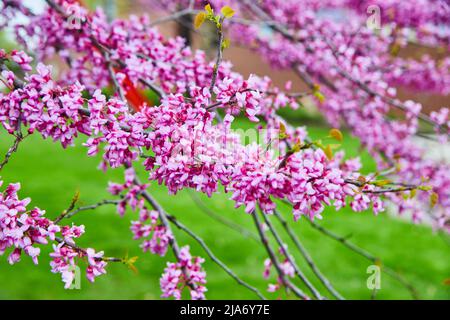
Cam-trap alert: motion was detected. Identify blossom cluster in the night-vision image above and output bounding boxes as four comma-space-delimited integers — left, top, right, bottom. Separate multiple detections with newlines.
0, 0, 438, 225
0, 180, 107, 288
262, 246, 298, 296
0, 0, 449, 298
108, 168, 207, 299
163, 0, 450, 228
108, 168, 173, 256
160, 245, 207, 300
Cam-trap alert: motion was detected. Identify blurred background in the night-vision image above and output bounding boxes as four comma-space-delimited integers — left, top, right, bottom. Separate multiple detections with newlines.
0, 0, 449, 300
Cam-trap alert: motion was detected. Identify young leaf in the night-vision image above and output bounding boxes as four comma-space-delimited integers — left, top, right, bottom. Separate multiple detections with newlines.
222, 38, 230, 49
329, 144, 341, 150
125, 256, 139, 274
329, 128, 343, 142
194, 12, 206, 29
313, 139, 324, 149
430, 192, 439, 208
374, 258, 382, 267
313, 90, 326, 103
390, 42, 401, 56
205, 4, 213, 15
292, 142, 302, 153
279, 122, 288, 140
324, 145, 333, 159
221, 5, 235, 18
371, 179, 392, 187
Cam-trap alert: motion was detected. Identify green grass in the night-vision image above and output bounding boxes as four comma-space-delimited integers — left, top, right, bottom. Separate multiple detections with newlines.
0, 120, 448, 300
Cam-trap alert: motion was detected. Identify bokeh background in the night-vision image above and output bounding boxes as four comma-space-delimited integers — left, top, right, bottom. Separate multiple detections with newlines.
0, 0, 449, 300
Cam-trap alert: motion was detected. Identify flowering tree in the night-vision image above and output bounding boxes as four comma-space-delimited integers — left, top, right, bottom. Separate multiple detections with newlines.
0, 0, 448, 300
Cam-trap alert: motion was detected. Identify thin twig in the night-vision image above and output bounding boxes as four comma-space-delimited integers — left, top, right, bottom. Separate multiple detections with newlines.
251, 210, 309, 299
65, 199, 121, 219
209, 17, 225, 95
140, 188, 266, 299
273, 209, 344, 300
53, 236, 122, 262
106, 56, 127, 102
149, 8, 199, 26
307, 219, 419, 299
137, 185, 198, 291
54, 191, 80, 224
164, 212, 267, 300
0, 132, 23, 172
259, 208, 323, 300
44, 0, 166, 99
188, 191, 259, 242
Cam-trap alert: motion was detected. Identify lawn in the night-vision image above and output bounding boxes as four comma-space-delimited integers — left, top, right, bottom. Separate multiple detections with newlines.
0, 118, 449, 300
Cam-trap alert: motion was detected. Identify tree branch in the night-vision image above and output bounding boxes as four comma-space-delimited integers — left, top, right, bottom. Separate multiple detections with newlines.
44, 0, 166, 99
307, 219, 419, 299
251, 210, 309, 299
0, 131, 24, 172
140, 188, 266, 299
209, 17, 225, 95
273, 209, 344, 300
259, 208, 323, 300
188, 191, 259, 242
164, 211, 267, 300
65, 199, 121, 219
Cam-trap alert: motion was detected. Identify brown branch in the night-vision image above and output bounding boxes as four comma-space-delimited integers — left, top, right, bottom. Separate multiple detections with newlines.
307, 219, 419, 299
63, 199, 121, 219
188, 191, 259, 242
164, 211, 267, 300
273, 209, 344, 300
0, 132, 24, 172
243, 1, 448, 135
251, 210, 309, 299
259, 208, 323, 300
209, 17, 225, 95
149, 9, 199, 27
344, 178, 421, 194
44, 0, 166, 99
139, 187, 266, 299
137, 185, 198, 291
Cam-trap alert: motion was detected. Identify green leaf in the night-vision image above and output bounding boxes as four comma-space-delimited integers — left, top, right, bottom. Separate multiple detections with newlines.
194, 12, 206, 29
329, 144, 341, 150
430, 192, 439, 208
292, 142, 302, 153
221, 5, 235, 18
205, 4, 214, 15
278, 122, 288, 140
222, 38, 230, 49
313, 139, 324, 149
312, 84, 325, 103
125, 256, 139, 274
313, 90, 326, 103
371, 179, 392, 187
323, 145, 333, 160
329, 128, 343, 142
